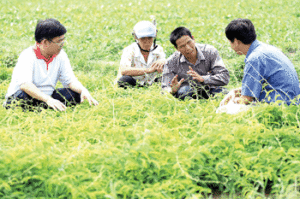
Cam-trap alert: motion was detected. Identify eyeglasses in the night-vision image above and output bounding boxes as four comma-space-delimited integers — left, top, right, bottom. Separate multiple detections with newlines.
50, 39, 65, 47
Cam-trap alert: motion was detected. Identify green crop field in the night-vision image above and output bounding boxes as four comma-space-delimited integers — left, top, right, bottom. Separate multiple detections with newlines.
1, 0, 300, 198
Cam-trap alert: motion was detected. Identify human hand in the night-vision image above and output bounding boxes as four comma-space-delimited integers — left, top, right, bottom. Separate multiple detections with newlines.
81, 89, 99, 106
170, 75, 184, 94
151, 59, 166, 73
146, 64, 157, 73
46, 97, 66, 111
187, 66, 204, 82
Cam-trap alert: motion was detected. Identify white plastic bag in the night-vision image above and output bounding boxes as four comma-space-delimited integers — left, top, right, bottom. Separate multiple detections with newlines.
216, 100, 250, 114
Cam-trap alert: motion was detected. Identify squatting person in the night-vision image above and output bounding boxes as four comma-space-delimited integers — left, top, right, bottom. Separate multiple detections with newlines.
220, 18, 300, 106
116, 20, 166, 88
4, 18, 98, 111
162, 27, 230, 100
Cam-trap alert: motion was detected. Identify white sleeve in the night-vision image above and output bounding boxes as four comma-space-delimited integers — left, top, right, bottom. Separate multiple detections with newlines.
58, 50, 78, 87
14, 51, 34, 87
120, 45, 134, 70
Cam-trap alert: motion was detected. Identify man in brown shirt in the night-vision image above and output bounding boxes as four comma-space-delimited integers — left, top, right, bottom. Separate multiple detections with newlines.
162, 27, 230, 100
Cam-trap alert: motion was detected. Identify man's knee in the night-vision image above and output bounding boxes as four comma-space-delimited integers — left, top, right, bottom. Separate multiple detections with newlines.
5, 90, 30, 106
210, 87, 229, 96
118, 76, 137, 88
5, 90, 46, 110
53, 88, 81, 105
176, 85, 212, 100
14, 90, 31, 100
177, 86, 194, 100
154, 76, 162, 83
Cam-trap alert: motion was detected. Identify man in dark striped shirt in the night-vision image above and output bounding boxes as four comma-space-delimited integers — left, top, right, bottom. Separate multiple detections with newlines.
162, 27, 230, 100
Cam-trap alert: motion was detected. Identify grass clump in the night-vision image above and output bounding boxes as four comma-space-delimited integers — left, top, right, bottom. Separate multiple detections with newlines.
1, 0, 300, 198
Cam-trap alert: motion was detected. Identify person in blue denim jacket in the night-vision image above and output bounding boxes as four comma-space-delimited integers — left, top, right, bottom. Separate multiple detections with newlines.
220, 18, 300, 106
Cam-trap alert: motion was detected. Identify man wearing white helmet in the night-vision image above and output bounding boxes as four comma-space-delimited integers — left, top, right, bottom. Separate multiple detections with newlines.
116, 20, 166, 88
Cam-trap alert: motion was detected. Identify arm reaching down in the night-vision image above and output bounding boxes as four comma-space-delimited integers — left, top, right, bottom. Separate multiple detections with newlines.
68, 81, 99, 106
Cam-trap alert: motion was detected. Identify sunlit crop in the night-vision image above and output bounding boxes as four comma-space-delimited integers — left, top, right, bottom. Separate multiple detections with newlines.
0, 0, 300, 198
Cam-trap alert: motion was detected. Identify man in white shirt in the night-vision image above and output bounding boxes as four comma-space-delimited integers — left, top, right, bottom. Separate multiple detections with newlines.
116, 21, 166, 88
4, 18, 98, 111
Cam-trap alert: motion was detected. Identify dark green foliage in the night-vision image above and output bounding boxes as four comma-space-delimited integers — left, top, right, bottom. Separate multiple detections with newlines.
0, 0, 300, 198
1, 54, 18, 68
0, 69, 10, 82
226, 58, 245, 85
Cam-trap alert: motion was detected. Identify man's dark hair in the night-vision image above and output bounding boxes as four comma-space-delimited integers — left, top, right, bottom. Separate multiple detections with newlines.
35, 18, 67, 43
225, 18, 256, 45
170, 27, 193, 48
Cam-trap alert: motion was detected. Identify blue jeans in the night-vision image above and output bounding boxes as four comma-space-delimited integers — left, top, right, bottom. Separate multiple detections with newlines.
5, 88, 81, 110
176, 85, 228, 100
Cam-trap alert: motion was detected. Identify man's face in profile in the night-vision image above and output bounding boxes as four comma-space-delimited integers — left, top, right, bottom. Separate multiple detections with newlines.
229, 39, 243, 55
47, 35, 65, 56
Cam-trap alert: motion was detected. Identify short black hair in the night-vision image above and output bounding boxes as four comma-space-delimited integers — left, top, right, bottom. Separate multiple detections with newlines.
225, 18, 256, 45
35, 18, 67, 43
170, 27, 193, 48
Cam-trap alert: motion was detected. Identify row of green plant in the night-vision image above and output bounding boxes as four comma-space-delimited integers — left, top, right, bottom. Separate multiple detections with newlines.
0, 0, 300, 198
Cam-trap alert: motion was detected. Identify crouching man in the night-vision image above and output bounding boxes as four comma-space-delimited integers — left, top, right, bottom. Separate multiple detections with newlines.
4, 18, 98, 111
116, 20, 166, 88
220, 18, 300, 107
162, 27, 229, 100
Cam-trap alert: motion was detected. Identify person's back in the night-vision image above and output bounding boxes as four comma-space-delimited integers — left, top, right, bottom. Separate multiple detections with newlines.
220, 18, 300, 108
244, 40, 300, 105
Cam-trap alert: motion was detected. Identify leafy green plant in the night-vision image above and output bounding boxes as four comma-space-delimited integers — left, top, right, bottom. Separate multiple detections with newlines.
0, 0, 300, 198
1, 54, 18, 68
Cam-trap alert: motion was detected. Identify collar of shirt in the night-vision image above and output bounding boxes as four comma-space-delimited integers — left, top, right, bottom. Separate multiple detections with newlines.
133, 42, 159, 65
33, 45, 57, 70
179, 44, 206, 64
245, 40, 260, 62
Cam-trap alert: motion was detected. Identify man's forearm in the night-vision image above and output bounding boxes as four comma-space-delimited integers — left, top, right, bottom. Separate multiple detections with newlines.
201, 67, 230, 86
20, 82, 51, 102
68, 80, 86, 94
121, 68, 151, 76
202, 73, 230, 86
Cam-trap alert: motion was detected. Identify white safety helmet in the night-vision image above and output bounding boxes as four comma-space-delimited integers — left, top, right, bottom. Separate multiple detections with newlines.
133, 21, 156, 39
